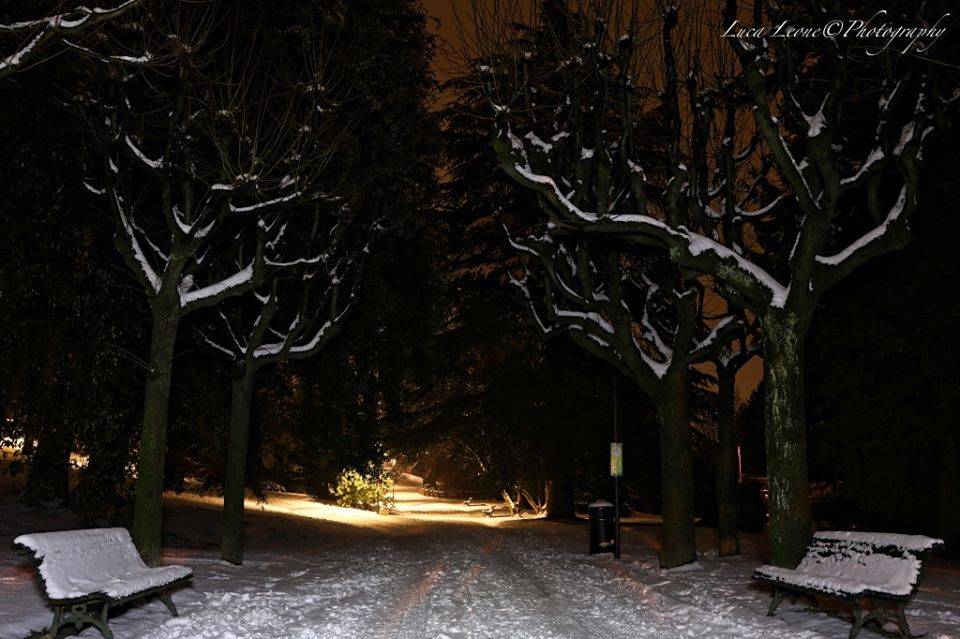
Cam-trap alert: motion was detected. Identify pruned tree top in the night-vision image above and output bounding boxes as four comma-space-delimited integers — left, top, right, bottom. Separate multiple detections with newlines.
471, 0, 954, 317
199, 196, 374, 370
77, 1, 352, 315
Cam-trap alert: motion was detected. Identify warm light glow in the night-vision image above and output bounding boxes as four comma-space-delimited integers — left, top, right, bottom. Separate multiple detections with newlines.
0, 437, 26, 456
165, 475, 543, 530
69, 451, 89, 469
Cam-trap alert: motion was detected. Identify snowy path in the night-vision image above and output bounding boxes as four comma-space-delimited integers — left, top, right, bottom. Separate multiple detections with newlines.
2, 479, 958, 638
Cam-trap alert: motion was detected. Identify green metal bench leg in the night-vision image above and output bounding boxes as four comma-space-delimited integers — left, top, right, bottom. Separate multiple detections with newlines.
159, 591, 179, 617
48, 605, 64, 638
849, 600, 866, 639
895, 603, 914, 639
39, 578, 189, 638
767, 586, 785, 616
97, 602, 115, 639
53, 602, 113, 639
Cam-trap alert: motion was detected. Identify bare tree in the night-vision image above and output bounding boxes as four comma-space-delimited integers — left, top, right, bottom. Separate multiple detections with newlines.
81, 2, 340, 564
507, 224, 740, 566
477, 0, 945, 566
711, 315, 758, 557
467, 0, 743, 567
201, 199, 371, 565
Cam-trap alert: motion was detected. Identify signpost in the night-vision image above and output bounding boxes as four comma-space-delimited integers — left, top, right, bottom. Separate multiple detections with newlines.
610, 443, 623, 476
610, 442, 622, 559
611, 374, 622, 559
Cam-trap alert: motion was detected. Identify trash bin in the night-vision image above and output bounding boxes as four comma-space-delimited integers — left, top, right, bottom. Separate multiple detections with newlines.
589, 500, 616, 555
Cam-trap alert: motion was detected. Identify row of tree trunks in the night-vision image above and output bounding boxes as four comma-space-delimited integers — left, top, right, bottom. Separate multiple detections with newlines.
543, 360, 744, 567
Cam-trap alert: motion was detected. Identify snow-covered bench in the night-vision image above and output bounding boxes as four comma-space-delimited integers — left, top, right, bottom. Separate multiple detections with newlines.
753, 531, 942, 639
14, 528, 192, 639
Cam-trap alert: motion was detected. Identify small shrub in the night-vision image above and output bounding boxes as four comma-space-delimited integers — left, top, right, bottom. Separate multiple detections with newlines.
334, 467, 393, 512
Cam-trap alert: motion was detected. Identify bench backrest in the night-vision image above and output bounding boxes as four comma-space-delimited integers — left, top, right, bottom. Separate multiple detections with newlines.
14, 528, 148, 600
797, 531, 942, 597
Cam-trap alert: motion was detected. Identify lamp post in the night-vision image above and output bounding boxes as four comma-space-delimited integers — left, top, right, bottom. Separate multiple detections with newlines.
611, 372, 622, 559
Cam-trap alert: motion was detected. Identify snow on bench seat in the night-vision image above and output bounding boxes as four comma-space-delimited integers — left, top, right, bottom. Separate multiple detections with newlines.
14, 527, 192, 601
754, 531, 942, 598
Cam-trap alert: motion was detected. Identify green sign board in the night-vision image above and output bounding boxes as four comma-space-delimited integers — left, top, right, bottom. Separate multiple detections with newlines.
610, 442, 623, 477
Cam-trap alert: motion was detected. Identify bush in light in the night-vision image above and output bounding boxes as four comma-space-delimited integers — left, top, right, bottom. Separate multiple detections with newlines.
334, 467, 393, 512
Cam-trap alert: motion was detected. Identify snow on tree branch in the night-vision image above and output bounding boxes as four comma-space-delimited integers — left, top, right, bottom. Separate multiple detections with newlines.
112, 191, 162, 293
0, 0, 144, 79
76, 2, 350, 332
181, 263, 256, 311
200, 193, 376, 372
501, 220, 735, 388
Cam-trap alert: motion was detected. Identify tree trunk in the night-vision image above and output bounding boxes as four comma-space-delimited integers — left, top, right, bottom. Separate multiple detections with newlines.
761, 311, 812, 568
23, 429, 71, 505
545, 455, 576, 520
716, 364, 740, 557
656, 369, 697, 568
936, 431, 960, 548
163, 424, 189, 493
23, 322, 71, 505
222, 368, 256, 565
132, 308, 180, 566
73, 430, 130, 517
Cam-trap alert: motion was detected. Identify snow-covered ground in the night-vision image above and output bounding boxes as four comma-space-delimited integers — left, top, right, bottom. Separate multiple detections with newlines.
2, 477, 958, 639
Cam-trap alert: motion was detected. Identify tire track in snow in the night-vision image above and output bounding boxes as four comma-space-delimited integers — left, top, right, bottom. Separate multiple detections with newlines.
375, 556, 447, 639
518, 538, 833, 639
473, 533, 607, 639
